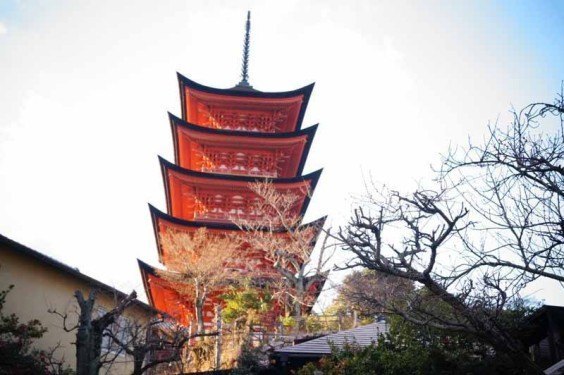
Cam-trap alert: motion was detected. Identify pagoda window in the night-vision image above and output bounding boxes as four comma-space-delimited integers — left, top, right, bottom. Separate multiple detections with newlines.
247, 196, 262, 218
188, 188, 304, 223
199, 147, 280, 177
233, 152, 247, 172
209, 194, 225, 218
198, 105, 289, 132
230, 195, 245, 216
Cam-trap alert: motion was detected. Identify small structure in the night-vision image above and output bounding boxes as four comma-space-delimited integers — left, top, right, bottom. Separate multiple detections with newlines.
272, 322, 388, 372
0, 233, 157, 374
524, 305, 564, 371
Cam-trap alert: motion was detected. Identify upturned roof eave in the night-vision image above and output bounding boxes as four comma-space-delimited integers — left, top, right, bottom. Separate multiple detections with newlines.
177, 72, 315, 99
137, 258, 157, 307
148, 202, 326, 266
168, 113, 318, 176
159, 156, 322, 219
168, 112, 319, 140
160, 155, 322, 185
177, 73, 314, 131
149, 203, 326, 234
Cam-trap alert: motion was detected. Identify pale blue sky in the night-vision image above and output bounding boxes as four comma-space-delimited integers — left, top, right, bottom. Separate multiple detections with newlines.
0, 0, 563, 307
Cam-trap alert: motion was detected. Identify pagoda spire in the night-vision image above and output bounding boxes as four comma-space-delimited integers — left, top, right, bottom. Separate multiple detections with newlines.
235, 11, 253, 90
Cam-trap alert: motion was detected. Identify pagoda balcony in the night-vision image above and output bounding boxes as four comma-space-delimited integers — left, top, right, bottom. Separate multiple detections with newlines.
199, 106, 288, 133
148, 204, 326, 264
199, 149, 282, 178
170, 113, 317, 178
192, 205, 263, 223
160, 157, 321, 225
180, 188, 308, 225
189, 192, 296, 224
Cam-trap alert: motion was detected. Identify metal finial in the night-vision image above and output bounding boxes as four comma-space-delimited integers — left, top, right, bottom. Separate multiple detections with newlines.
237, 11, 252, 88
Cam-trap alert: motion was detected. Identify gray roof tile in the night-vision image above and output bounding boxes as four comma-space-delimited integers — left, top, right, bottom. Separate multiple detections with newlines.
275, 322, 388, 355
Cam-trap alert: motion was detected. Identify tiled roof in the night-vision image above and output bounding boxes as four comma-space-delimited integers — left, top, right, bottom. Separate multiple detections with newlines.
275, 322, 388, 356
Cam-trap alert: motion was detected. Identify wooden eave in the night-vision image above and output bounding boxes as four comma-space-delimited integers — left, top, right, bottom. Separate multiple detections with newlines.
138, 258, 160, 307
137, 259, 193, 325
148, 203, 326, 262
138, 258, 325, 323
177, 73, 314, 132
159, 157, 322, 221
169, 113, 317, 177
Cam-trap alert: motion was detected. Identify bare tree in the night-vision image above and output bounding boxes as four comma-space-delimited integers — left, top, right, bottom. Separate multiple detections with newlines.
336, 92, 564, 373
338, 269, 414, 317
236, 181, 334, 331
337, 188, 543, 373
42, 343, 75, 375
158, 228, 244, 334
442, 93, 564, 284
50, 289, 138, 375
104, 316, 212, 375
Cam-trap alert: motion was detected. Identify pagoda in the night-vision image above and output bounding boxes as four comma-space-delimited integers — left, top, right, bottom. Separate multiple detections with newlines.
138, 12, 325, 329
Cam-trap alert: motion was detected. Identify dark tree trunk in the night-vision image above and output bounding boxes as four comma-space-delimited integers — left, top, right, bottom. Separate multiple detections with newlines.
195, 283, 206, 334
195, 300, 205, 334
131, 352, 144, 375
293, 283, 304, 334
74, 290, 137, 375
75, 291, 101, 375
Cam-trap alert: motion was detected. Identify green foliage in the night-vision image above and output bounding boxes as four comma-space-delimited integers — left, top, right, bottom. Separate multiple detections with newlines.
304, 315, 323, 334
0, 284, 47, 374
0, 285, 73, 375
297, 315, 531, 375
279, 314, 295, 328
220, 284, 273, 326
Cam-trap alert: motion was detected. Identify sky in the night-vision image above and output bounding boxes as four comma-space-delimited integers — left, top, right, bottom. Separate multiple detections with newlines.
0, 0, 563, 307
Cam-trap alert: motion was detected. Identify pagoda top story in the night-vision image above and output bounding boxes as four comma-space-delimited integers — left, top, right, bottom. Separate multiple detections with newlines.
178, 74, 314, 133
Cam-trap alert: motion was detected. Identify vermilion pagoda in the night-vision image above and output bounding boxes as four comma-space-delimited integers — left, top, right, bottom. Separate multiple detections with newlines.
138, 13, 325, 329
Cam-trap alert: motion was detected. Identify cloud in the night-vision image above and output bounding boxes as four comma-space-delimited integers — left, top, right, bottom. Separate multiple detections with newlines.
0, 22, 7, 35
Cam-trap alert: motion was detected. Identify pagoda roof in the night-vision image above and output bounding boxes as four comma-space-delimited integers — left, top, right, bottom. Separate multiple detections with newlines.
138, 258, 327, 322
137, 259, 193, 325
148, 203, 326, 262
178, 73, 314, 132
169, 112, 318, 140
178, 73, 315, 100
169, 113, 318, 177
159, 157, 322, 222
139, 258, 281, 304
138, 258, 163, 308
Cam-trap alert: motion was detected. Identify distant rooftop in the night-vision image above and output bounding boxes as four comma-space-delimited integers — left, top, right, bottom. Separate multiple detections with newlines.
275, 322, 388, 356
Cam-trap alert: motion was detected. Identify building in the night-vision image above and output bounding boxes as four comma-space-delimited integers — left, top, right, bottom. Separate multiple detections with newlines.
0, 233, 157, 374
524, 305, 564, 372
138, 12, 325, 330
272, 322, 389, 372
